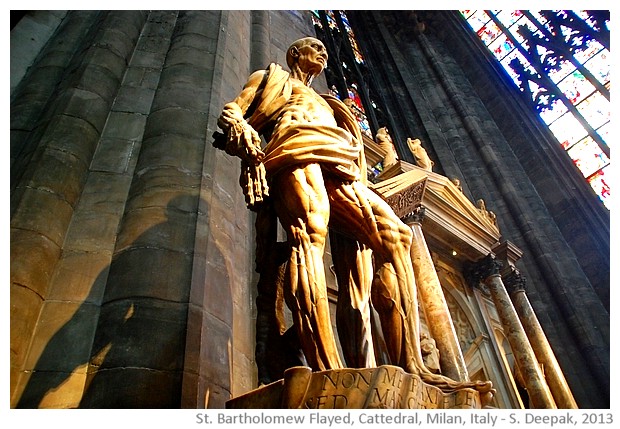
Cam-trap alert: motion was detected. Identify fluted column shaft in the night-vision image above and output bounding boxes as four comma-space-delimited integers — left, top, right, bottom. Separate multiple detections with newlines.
504, 269, 578, 409
469, 255, 556, 408
405, 208, 469, 382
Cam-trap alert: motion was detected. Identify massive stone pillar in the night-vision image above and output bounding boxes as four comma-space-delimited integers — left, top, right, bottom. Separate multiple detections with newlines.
11, 11, 149, 408
504, 269, 578, 409
74, 11, 255, 408
405, 208, 469, 382
467, 255, 556, 409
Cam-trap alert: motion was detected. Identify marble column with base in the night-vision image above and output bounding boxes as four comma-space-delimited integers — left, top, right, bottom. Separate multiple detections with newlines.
503, 268, 578, 409
466, 255, 556, 409
404, 207, 470, 383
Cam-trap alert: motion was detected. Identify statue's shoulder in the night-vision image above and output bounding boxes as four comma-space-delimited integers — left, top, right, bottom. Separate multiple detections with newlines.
266, 63, 290, 81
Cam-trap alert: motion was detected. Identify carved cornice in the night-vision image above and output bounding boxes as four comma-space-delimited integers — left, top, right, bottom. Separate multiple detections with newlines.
370, 168, 427, 219
386, 181, 426, 219
370, 161, 501, 262
503, 267, 527, 295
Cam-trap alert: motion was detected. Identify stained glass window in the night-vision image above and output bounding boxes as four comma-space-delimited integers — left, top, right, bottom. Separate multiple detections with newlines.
460, 10, 610, 208
312, 10, 378, 139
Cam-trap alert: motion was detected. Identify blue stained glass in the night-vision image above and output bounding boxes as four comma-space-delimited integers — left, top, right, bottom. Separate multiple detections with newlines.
501, 49, 537, 87
511, 16, 543, 47
529, 11, 548, 25
489, 33, 515, 60
500, 50, 524, 84
575, 11, 609, 32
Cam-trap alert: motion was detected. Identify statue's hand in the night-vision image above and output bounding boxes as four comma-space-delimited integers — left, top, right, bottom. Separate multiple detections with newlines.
229, 120, 265, 164
218, 103, 264, 163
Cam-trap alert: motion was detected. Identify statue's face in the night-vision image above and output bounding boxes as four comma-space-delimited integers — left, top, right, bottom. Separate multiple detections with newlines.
294, 38, 328, 75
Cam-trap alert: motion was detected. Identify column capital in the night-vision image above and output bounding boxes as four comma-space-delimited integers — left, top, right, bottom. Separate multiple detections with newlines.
464, 254, 503, 288
503, 266, 527, 294
402, 206, 426, 224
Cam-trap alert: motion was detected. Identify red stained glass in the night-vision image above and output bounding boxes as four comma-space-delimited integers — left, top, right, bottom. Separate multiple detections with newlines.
465, 10, 492, 33
567, 136, 610, 178
478, 20, 502, 45
489, 33, 514, 60
588, 167, 610, 207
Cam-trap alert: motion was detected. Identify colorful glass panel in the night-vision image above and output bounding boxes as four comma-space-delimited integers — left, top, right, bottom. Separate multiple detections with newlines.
478, 19, 502, 45
500, 49, 527, 85
575, 11, 609, 32
557, 70, 596, 105
326, 11, 338, 30
573, 39, 604, 64
511, 15, 544, 46
495, 10, 523, 28
566, 136, 610, 178
488, 33, 515, 60
548, 112, 588, 149
596, 122, 610, 146
465, 10, 492, 33
529, 11, 553, 33
588, 167, 610, 206
583, 50, 610, 85
576, 91, 610, 130
548, 59, 576, 83
463, 10, 610, 208
340, 11, 365, 64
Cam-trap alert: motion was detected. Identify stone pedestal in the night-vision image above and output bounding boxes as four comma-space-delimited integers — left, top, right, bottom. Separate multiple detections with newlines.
226, 365, 493, 409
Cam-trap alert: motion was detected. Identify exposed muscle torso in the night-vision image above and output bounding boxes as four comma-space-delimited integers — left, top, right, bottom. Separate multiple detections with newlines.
272, 78, 338, 136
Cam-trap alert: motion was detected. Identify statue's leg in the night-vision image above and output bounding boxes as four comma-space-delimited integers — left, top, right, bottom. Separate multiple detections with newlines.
326, 178, 427, 374
273, 164, 343, 371
370, 259, 404, 366
330, 231, 376, 368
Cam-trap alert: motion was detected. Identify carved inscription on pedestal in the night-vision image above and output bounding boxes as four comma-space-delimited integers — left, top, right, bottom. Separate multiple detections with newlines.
226, 365, 488, 409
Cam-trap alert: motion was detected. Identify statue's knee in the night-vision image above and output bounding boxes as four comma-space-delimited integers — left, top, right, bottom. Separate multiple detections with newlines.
306, 213, 329, 244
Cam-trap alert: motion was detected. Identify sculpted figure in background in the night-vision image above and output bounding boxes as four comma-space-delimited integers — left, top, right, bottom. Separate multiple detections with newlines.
407, 137, 433, 171
420, 332, 441, 374
215, 37, 490, 392
477, 199, 498, 226
375, 127, 398, 168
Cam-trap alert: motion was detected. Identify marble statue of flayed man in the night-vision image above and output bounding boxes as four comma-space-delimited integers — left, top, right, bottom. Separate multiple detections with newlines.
214, 36, 491, 393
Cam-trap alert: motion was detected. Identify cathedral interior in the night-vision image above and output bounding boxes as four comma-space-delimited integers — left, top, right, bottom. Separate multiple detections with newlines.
10, 10, 610, 409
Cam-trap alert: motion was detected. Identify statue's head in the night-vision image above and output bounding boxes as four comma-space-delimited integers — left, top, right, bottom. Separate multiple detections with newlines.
286, 37, 328, 75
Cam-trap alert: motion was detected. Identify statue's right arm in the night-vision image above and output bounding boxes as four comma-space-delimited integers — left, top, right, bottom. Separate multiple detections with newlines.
218, 70, 267, 132
217, 70, 268, 162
